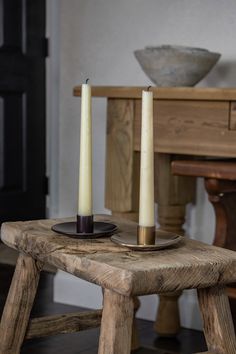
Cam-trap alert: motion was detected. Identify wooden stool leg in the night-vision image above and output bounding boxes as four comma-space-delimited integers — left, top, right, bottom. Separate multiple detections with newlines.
98, 289, 134, 354
197, 286, 236, 354
102, 288, 139, 351
131, 296, 141, 351
0, 253, 43, 354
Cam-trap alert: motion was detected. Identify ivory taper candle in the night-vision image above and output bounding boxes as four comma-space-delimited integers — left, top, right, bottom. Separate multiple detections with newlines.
138, 89, 155, 227
78, 83, 92, 216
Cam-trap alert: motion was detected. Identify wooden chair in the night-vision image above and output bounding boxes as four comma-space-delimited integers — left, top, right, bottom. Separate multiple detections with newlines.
1, 214, 236, 354
172, 160, 236, 309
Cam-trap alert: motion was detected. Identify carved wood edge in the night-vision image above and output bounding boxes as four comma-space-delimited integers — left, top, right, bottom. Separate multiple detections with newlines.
25, 309, 102, 339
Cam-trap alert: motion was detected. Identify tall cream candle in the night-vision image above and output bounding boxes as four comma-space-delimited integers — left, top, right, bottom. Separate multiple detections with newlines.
139, 90, 155, 227
78, 83, 92, 216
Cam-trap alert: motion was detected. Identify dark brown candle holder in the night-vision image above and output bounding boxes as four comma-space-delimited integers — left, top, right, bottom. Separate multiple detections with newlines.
76, 215, 94, 233
52, 215, 117, 239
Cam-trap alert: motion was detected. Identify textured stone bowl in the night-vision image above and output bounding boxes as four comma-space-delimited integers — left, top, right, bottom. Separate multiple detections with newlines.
134, 45, 221, 86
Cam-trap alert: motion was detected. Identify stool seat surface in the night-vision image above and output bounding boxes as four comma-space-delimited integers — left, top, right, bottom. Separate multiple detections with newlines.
2, 215, 236, 296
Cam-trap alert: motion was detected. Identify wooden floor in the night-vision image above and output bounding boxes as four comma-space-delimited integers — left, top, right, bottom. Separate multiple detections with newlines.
0, 264, 207, 353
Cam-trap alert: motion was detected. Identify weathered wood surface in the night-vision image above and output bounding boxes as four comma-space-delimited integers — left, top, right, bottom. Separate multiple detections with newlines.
2, 215, 236, 297
98, 289, 133, 354
198, 286, 236, 354
26, 310, 102, 339
0, 253, 43, 354
105, 99, 134, 212
73, 86, 236, 101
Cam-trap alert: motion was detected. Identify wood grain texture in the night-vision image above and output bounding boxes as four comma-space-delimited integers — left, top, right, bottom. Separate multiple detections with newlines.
105, 99, 134, 212
154, 100, 235, 157
98, 289, 133, 354
134, 100, 236, 157
0, 253, 43, 354
73, 86, 236, 101
198, 286, 236, 354
2, 215, 236, 297
26, 310, 102, 339
230, 101, 236, 130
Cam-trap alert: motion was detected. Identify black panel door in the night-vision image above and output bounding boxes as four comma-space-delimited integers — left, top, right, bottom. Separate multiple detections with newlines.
0, 0, 46, 222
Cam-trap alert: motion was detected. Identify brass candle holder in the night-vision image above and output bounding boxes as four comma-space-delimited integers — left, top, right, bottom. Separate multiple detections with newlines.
52, 214, 117, 239
137, 225, 155, 245
111, 225, 182, 251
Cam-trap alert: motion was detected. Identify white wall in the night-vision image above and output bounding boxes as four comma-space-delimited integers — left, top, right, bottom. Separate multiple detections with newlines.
48, 0, 236, 330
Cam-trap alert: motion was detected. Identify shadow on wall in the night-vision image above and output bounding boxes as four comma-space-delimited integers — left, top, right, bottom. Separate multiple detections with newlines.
202, 61, 236, 87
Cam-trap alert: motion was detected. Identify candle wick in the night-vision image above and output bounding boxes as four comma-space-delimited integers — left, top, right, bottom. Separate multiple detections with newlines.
147, 86, 152, 91
85, 78, 90, 84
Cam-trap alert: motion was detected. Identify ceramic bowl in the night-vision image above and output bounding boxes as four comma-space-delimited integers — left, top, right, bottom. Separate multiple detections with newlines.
134, 45, 221, 86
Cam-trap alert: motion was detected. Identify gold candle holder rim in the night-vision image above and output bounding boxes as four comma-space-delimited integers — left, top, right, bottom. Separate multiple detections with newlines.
111, 226, 183, 251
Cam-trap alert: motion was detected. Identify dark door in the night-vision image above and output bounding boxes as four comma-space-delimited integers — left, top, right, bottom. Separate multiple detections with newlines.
0, 0, 46, 223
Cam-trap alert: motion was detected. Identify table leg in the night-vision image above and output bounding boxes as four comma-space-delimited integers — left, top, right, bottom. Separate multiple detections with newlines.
154, 204, 185, 335
196, 286, 236, 354
98, 289, 134, 354
0, 253, 43, 354
154, 153, 196, 335
204, 178, 236, 249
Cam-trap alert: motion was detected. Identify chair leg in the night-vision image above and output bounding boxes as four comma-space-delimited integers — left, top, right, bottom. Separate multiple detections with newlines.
98, 289, 134, 354
0, 253, 43, 354
197, 286, 236, 354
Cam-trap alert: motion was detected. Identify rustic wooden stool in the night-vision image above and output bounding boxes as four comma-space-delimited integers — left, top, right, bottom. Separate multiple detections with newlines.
1, 215, 236, 354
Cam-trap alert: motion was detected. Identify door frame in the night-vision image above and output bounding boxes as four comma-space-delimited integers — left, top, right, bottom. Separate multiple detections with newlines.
46, 0, 60, 217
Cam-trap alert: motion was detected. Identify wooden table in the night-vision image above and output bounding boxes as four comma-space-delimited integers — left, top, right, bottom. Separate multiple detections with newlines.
1, 215, 236, 354
74, 86, 236, 334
